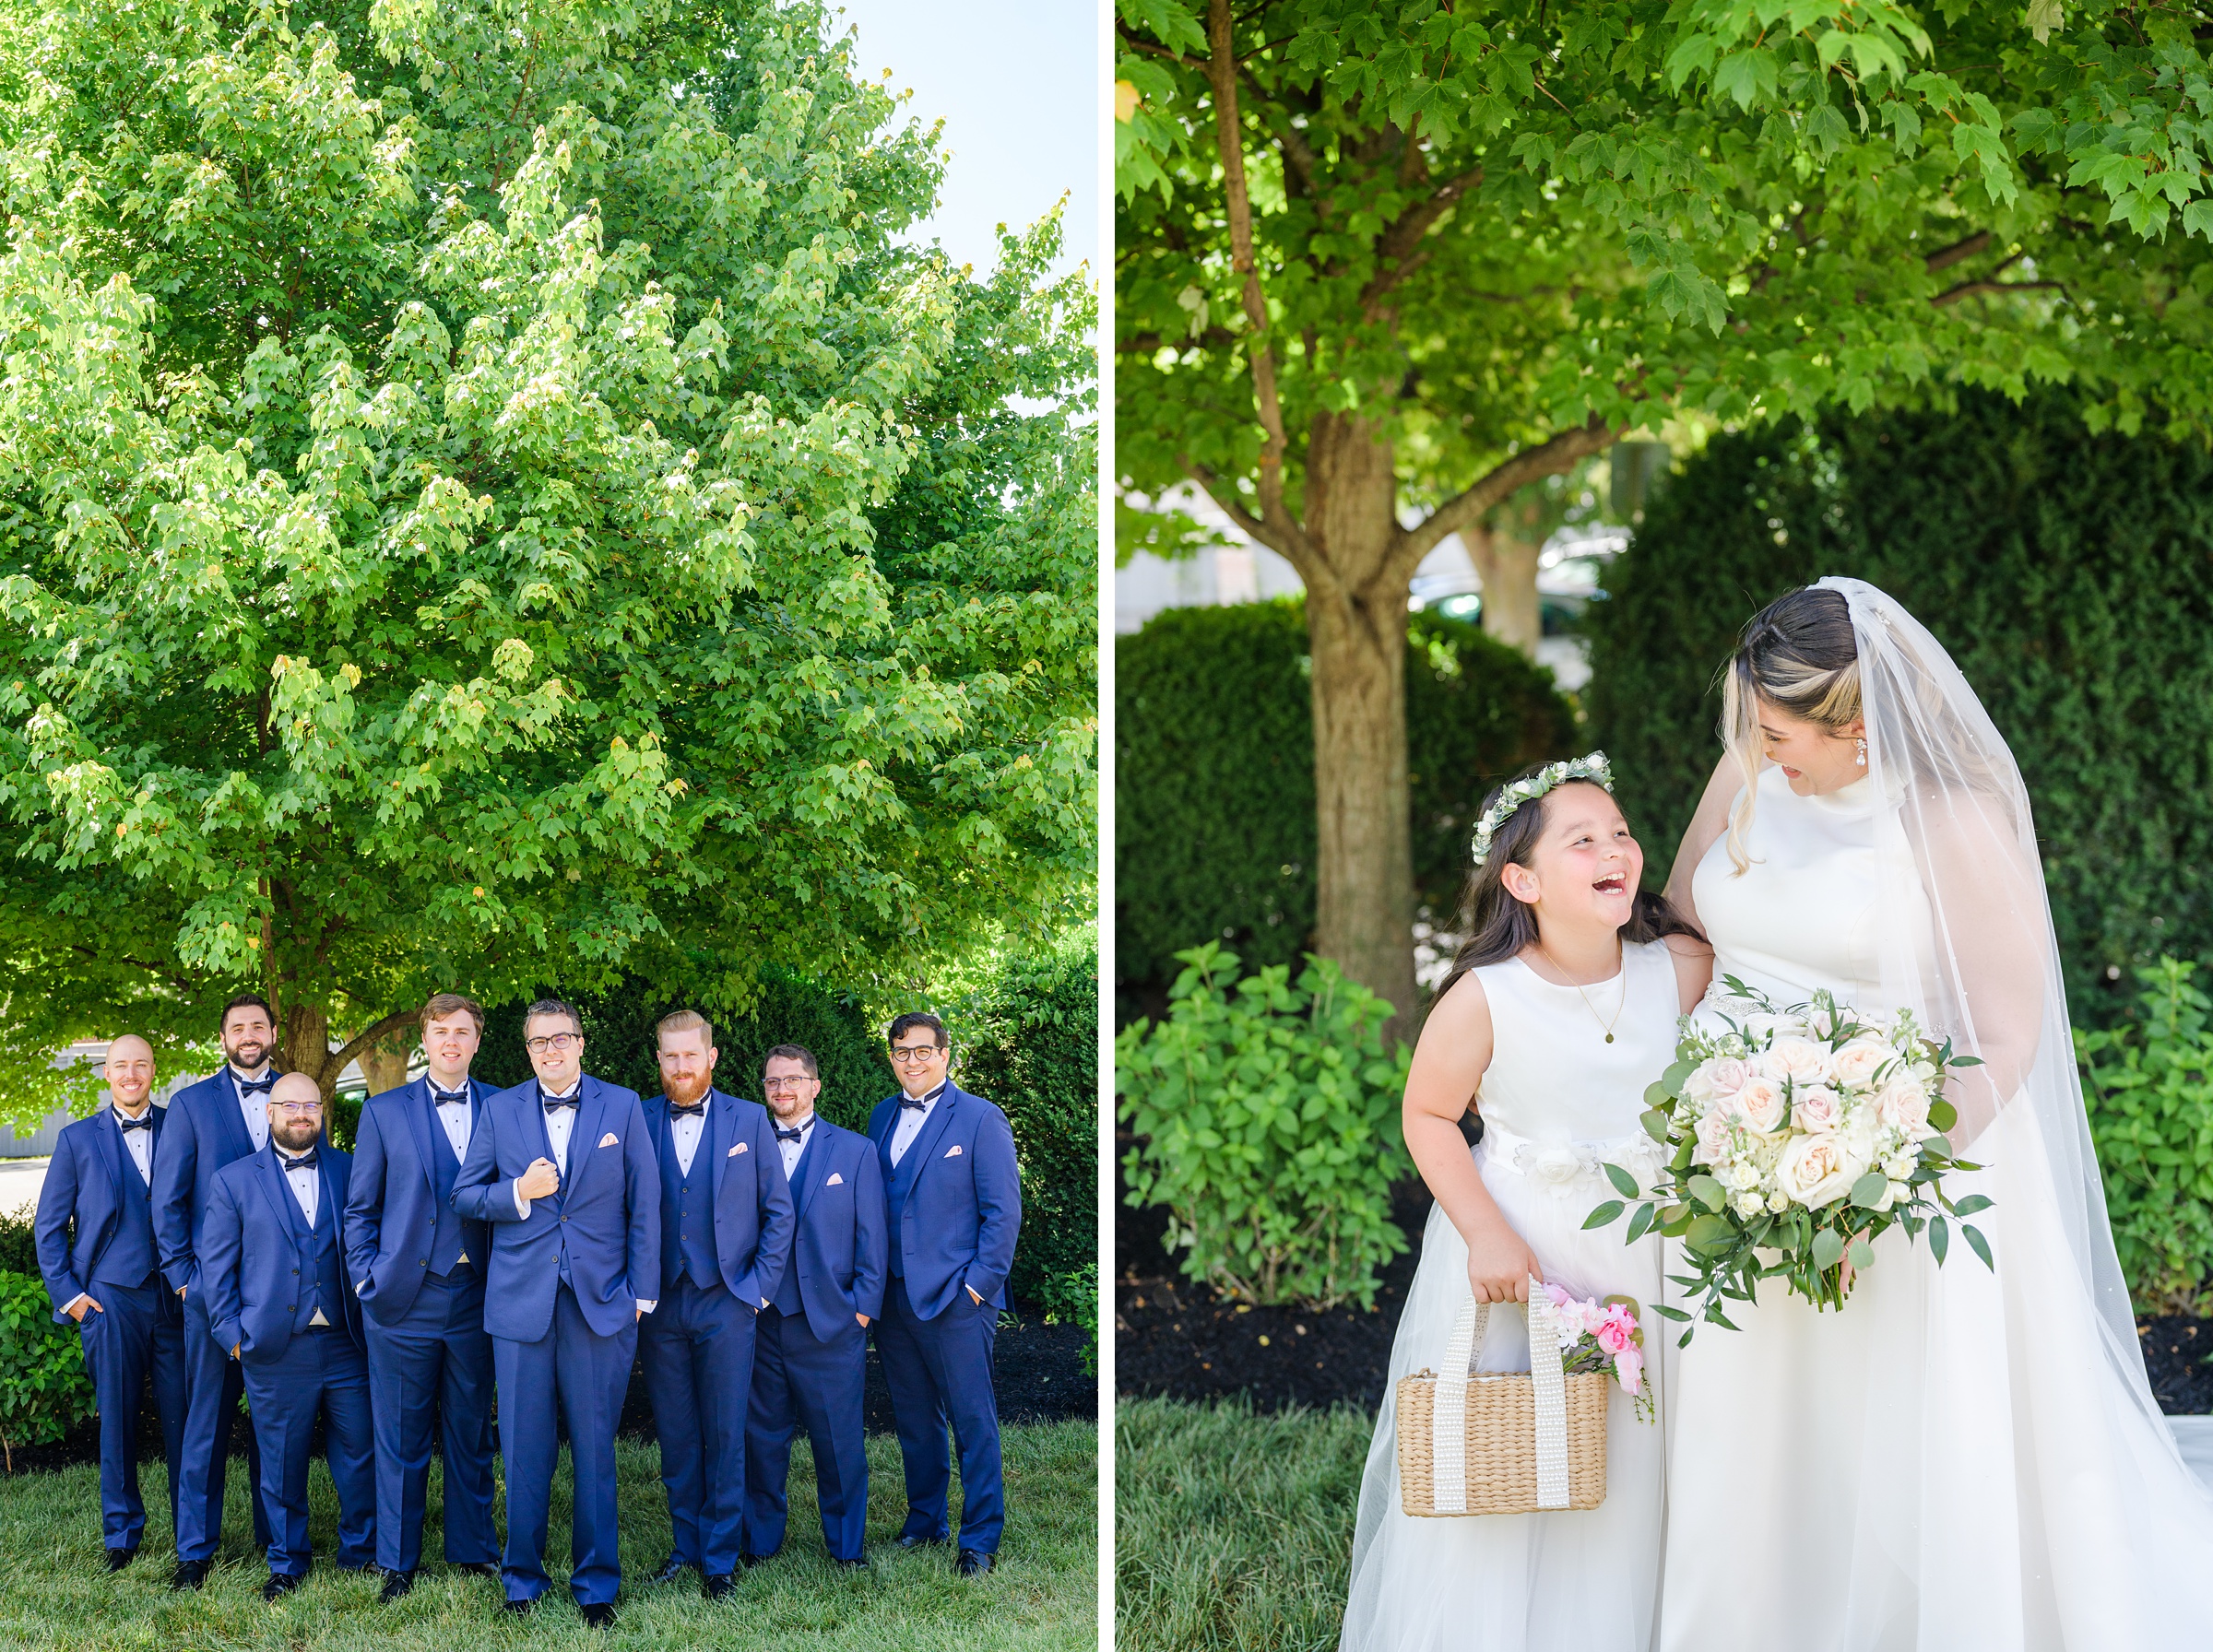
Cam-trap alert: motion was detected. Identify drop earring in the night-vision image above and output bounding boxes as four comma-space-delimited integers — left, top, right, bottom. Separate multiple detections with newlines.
1854, 737, 1867, 768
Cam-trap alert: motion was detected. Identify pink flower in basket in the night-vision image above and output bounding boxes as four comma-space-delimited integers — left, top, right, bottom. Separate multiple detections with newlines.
1615, 1347, 1644, 1397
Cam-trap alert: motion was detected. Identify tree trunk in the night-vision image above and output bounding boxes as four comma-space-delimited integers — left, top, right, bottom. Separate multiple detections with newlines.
1303, 412, 1421, 1043
359, 1028, 416, 1096
1465, 524, 1543, 656
281, 998, 337, 1099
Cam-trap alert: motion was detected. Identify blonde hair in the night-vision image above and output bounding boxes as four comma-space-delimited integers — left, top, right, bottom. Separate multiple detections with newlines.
656, 1009, 714, 1049
1721, 586, 1861, 873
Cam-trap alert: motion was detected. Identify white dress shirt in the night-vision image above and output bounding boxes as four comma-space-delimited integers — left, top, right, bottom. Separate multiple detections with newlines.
669, 1093, 709, 1176
430, 1081, 472, 1160
516, 1083, 580, 1216
278, 1149, 330, 1327
231, 1068, 272, 1151
888, 1083, 946, 1166
114, 1105, 154, 1186
775, 1112, 815, 1178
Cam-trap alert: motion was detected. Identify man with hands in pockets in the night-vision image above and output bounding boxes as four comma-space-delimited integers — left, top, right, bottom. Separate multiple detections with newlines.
452, 999, 659, 1629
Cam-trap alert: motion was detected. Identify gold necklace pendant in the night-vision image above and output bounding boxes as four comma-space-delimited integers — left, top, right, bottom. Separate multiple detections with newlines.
1538, 938, 1627, 1044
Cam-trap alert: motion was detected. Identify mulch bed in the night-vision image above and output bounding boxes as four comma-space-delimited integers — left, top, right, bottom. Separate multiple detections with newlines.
1118, 1182, 2213, 1418
4, 1310, 1093, 1477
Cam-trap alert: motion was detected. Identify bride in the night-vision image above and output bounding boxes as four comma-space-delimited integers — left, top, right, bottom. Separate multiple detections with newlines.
1659, 577, 2213, 1650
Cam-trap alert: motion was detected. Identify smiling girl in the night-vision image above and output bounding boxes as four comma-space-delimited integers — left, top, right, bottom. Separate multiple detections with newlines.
1340, 755, 1711, 1652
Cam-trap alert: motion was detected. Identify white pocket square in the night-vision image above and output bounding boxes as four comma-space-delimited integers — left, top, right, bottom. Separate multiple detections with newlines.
826, 1172, 844, 1186
730, 1141, 748, 1155
945, 1143, 963, 1157
598, 1132, 619, 1148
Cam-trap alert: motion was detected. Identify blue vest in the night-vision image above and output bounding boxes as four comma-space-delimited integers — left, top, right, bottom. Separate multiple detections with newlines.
773, 1135, 813, 1315
660, 1126, 719, 1292
424, 1097, 470, 1274
92, 1133, 160, 1288
879, 1110, 931, 1280
287, 1175, 345, 1335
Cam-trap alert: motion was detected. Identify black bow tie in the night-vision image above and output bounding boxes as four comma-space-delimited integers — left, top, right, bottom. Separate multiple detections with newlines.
898, 1088, 940, 1112
235, 1072, 276, 1096
278, 1149, 317, 1174
541, 1092, 579, 1114
775, 1124, 806, 1143
115, 1112, 154, 1134
431, 1085, 469, 1107
669, 1100, 708, 1120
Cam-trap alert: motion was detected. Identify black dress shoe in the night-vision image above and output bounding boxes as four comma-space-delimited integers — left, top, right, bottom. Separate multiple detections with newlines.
738, 1550, 773, 1570
956, 1549, 994, 1577
646, 1555, 692, 1586
262, 1572, 302, 1601
104, 1546, 136, 1573
451, 1561, 499, 1578
169, 1559, 209, 1591
501, 1596, 533, 1617
703, 1574, 734, 1600
580, 1601, 617, 1629
833, 1556, 867, 1571
380, 1569, 416, 1602
895, 1531, 946, 1550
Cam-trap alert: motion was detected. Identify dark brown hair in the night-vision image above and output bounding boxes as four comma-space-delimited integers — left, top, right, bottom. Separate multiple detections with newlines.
763, 1044, 819, 1079
219, 992, 276, 1032
1436, 771, 1700, 999
888, 1012, 947, 1049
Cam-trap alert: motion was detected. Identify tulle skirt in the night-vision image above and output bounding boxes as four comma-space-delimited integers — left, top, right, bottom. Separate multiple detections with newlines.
1341, 1137, 1666, 1652
1659, 1101, 2213, 1651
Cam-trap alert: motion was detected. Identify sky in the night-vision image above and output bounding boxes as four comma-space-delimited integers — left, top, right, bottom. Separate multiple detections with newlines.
827, 1, 1100, 282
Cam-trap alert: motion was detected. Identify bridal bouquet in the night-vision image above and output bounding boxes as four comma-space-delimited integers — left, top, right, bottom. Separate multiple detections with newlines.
1585, 979, 1994, 1341
1542, 1285, 1656, 1424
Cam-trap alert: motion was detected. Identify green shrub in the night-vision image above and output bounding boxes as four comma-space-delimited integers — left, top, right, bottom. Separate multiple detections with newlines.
0, 1270, 92, 1467
1582, 391, 2213, 1023
1115, 600, 1578, 1000
1117, 944, 1411, 1310
0, 1210, 38, 1279
2077, 958, 2213, 1316
957, 942, 1100, 1340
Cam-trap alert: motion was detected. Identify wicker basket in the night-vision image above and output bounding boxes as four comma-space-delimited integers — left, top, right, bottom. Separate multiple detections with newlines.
1396, 1280, 1609, 1516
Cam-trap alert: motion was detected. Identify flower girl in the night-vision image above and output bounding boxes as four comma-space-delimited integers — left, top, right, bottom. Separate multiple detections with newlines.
1340, 755, 1711, 1652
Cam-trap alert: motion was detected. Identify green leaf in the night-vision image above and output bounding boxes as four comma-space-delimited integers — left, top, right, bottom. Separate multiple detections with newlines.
1626, 1201, 1659, 1243
1849, 1171, 1891, 1209
1688, 1174, 1727, 1212
1686, 1213, 1737, 1255
1848, 1236, 1875, 1270
1811, 1228, 1846, 1269
1929, 1215, 1949, 1264
1603, 1161, 1641, 1198
1949, 1193, 1994, 1216
1962, 1223, 1994, 1270
1652, 1303, 1693, 1322
1927, 1098, 1958, 1131
1641, 1104, 1673, 1141
1712, 47, 1779, 110
1583, 1199, 1628, 1230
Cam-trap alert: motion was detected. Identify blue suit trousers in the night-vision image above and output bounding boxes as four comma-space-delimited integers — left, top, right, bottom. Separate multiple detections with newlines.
873, 1275, 1003, 1553
240, 1328, 376, 1576
491, 1283, 634, 1607
640, 1276, 759, 1576
77, 1280, 186, 1552
174, 1288, 272, 1560
364, 1267, 499, 1573
744, 1304, 870, 1562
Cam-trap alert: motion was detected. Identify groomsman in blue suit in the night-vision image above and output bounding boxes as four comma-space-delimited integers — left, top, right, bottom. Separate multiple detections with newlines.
744, 1044, 885, 1568
638, 1010, 793, 1598
342, 992, 500, 1600
867, 1013, 1021, 1576
149, 994, 279, 1588
34, 1034, 186, 1569
452, 999, 659, 1629
198, 1073, 377, 1599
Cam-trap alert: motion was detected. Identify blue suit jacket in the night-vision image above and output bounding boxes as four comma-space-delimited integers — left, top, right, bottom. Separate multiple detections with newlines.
642, 1089, 796, 1309
866, 1081, 1022, 1321
35, 1106, 166, 1321
451, 1075, 660, 1342
199, 1144, 363, 1362
781, 1118, 888, 1341
152, 1071, 267, 1298
343, 1075, 491, 1325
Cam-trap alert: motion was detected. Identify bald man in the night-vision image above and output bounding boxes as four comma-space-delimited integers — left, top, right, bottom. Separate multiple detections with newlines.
199, 1073, 376, 1598
34, 1036, 187, 1569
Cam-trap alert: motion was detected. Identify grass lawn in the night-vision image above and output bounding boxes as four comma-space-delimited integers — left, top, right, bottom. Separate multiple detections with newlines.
0, 1422, 1095, 1650
1116, 1398, 1372, 1652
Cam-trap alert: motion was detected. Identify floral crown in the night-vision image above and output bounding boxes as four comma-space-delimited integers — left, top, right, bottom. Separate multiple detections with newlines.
1471, 751, 1615, 867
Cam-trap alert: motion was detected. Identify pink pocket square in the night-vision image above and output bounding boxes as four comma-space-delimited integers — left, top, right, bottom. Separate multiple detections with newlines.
944, 1143, 963, 1157
598, 1132, 619, 1148
826, 1172, 845, 1186
730, 1141, 748, 1156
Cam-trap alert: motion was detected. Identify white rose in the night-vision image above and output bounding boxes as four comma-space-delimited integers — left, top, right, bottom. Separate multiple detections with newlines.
1769, 1036, 1831, 1086
1526, 1144, 1586, 1197
1734, 1191, 1768, 1219
1733, 1075, 1786, 1134
1828, 1039, 1891, 1090
1693, 1110, 1734, 1166
1684, 1065, 1718, 1103
1792, 1086, 1844, 1134
1874, 1078, 1931, 1137
1706, 1056, 1751, 1096
1767, 1189, 1791, 1213
1775, 1133, 1861, 1208
1882, 1152, 1917, 1181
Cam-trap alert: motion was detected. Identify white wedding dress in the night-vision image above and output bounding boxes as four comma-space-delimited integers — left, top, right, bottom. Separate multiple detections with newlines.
1342, 940, 1678, 1652
1662, 760, 2213, 1650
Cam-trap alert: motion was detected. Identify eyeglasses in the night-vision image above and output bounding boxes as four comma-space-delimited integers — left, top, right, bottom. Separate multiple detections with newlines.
273, 1100, 323, 1116
524, 1032, 581, 1054
763, 1076, 816, 1092
889, 1044, 945, 1064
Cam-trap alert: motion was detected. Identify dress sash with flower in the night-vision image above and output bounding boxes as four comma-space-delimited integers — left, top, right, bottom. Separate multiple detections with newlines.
1341, 940, 1679, 1652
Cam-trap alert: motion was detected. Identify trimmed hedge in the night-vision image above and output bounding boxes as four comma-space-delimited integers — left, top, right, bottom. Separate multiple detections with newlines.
1115, 598, 1579, 1000
1583, 391, 2213, 1024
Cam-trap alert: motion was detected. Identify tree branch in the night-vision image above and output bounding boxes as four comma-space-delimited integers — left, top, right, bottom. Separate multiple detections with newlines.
327, 1009, 420, 1086
1930, 277, 2064, 308
1387, 413, 1624, 581
1360, 169, 1483, 318
1180, 457, 1313, 572
1204, 0, 1301, 551
1923, 230, 1993, 273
